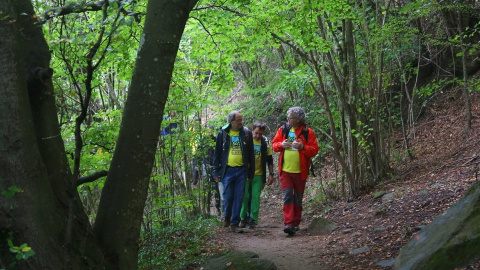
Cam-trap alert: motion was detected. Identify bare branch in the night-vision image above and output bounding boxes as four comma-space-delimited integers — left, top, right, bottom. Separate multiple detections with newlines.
41, 1, 143, 23
193, 4, 246, 17
77, 170, 108, 186
42, 1, 104, 21
270, 32, 310, 62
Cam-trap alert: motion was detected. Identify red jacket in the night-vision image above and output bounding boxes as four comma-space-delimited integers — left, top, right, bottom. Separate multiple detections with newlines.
272, 124, 319, 180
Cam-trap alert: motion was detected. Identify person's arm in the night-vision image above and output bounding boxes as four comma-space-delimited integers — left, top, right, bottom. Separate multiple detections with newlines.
299, 128, 319, 158
247, 129, 255, 180
266, 141, 274, 166
266, 140, 275, 185
271, 127, 285, 152
267, 163, 274, 185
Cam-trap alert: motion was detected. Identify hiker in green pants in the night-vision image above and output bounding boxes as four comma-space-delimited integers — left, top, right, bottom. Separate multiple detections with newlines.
239, 122, 274, 228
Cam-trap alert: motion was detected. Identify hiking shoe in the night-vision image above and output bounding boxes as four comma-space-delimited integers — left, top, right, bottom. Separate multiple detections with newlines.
248, 222, 257, 229
223, 217, 231, 227
294, 225, 300, 232
284, 225, 295, 235
229, 225, 238, 233
239, 220, 246, 228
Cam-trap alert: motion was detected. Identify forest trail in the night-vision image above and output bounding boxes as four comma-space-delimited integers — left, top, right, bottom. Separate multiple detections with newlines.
223, 227, 324, 270
210, 90, 480, 270
215, 188, 327, 270
211, 187, 330, 270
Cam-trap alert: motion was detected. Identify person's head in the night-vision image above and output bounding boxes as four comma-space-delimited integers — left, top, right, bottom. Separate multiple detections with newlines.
208, 125, 215, 137
227, 110, 243, 131
252, 122, 266, 141
287, 107, 306, 128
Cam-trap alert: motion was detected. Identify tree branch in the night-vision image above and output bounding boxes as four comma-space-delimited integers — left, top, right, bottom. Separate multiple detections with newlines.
42, 1, 104, 21
77, 170, 108, 186
41, 1, 143, 23
270, 32, 310, 63
189, 16, 218, 46
193, 4, 246, 17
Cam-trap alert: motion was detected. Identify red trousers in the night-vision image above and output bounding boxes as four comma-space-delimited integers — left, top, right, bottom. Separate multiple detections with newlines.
279, 171, 306, 226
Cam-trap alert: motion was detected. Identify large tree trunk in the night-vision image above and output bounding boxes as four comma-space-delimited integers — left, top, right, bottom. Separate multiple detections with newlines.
1, 0, 198, 269
92, 0, 198, 269
0, 0, 104, 269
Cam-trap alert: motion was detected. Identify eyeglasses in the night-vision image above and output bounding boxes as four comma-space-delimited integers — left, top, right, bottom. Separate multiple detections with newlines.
287, 117, 297, 120
233, 118, 243, 122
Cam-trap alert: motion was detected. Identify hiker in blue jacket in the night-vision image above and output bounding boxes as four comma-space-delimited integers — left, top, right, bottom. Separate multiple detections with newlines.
213, 110, 255, 232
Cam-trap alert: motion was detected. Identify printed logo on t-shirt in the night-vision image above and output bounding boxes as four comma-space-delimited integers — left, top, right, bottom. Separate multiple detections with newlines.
254, 144, 261, 161
254, 140, 262, 174
231, 136, 241, 155
288, 131, 296, 142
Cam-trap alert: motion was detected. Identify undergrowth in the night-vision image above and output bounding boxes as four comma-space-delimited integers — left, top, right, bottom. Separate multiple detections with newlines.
138, 217, 221, 270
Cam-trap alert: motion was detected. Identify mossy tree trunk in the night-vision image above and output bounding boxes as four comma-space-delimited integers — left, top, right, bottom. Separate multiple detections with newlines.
0, 0, 198, 269
0, 0, 105, 268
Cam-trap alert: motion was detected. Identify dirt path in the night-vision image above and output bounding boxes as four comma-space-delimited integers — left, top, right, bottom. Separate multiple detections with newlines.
224, 224, 324, 270
212, 186, 333, 270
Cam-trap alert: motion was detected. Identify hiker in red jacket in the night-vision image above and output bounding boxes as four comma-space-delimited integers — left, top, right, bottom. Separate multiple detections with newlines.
272, 107, 319, 235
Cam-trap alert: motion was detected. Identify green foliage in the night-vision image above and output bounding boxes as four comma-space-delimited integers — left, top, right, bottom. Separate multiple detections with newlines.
1, 186, 23, 198
33, 0, 143, 171
470, 78, 480, 93
29, 0, 480, 242
4, 234, 35, 269
138, 218, 220, 270
304, 180, 326, 207
60, 109, 121, 220
390, 148, 409, 166
8, 241, 35, 261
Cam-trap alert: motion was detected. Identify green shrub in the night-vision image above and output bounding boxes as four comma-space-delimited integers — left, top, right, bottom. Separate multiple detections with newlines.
138, 217, 221, 270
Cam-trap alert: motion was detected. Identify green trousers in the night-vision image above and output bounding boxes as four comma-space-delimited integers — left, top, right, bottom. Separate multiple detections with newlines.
240, 175, 263, 223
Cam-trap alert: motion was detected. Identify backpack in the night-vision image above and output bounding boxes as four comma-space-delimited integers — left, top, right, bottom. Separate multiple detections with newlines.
222, 126, 251, 142
281, 123, 309, 142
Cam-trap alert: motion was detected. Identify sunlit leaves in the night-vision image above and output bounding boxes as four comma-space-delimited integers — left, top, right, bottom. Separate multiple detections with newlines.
7, 240, 35, 261
32, 1, 143, 190
1, 186, 23, 198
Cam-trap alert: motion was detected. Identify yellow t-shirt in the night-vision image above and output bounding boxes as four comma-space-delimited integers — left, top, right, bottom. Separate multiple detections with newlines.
253, 139, 273, 175
227, 130, 244, 167
282, 127, 300, 173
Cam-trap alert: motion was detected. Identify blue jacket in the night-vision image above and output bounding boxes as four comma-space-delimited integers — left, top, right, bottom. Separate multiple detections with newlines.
212, 124, 255, 180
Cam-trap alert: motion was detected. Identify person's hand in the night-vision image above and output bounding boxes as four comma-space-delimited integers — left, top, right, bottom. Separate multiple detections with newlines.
267, 175, 274, 185
215, 177, 221, 182
292, 140, 304, 150
281, 139, 292, 149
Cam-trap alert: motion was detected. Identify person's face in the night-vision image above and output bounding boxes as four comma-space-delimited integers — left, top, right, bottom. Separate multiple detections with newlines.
230, 113, 243, 131
252, 127, 264, 141
287, 113, 301, 128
